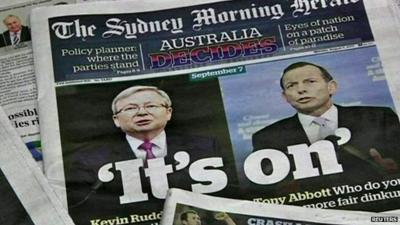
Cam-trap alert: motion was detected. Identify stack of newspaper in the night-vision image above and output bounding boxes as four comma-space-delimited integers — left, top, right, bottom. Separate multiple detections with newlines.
1, 0, 400, 224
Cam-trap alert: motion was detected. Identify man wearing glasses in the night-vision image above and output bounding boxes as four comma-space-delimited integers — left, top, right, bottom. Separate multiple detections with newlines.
67, 86, 224, 224
111, 86, 173, 160
109, 85, 221, 162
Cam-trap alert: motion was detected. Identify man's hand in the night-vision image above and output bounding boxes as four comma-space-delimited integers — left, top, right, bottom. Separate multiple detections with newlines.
369, 148, 398, 172
214, 212, 236, 225
214, 212, 230, 221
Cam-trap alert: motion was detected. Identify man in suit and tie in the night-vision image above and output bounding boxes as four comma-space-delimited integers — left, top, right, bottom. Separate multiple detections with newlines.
0, 15, 31, 47
251, 62, 400, 211
67, 85, 225, 225
111, 85, 174, 160
105, 85, 221, 164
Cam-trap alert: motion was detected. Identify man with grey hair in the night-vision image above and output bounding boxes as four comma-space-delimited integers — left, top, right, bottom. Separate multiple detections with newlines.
111, 85, 173, 160
0, 15, 31, 47
67, 85, 223, 223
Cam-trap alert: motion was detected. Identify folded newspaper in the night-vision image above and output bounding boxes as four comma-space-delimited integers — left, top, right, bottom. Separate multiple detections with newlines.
0, 106, 75, 225
162, 188, 400, 225
0, 0, 81, 166
31, 0, 400, 224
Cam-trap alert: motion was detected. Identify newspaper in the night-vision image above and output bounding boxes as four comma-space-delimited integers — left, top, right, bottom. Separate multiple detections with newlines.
162, 188, 400, 225
31, 0, 400, 225
389, 0, 400, 35
0, 0, 78, 166
0, 106, 75, 225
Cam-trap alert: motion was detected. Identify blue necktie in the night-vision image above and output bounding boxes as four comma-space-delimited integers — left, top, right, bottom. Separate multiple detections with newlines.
313, 117, 334, 140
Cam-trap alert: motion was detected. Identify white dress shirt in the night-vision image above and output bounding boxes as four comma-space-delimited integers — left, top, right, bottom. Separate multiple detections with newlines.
125, 131, 167, 160
297, 105, 338, 143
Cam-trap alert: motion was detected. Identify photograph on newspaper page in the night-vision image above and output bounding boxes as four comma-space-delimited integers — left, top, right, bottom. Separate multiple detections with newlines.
161, 189, 400, 225
221, 46, 400, 211
0, 107, 74, 225
30, 0, 400, 225
0, 0, 77, 164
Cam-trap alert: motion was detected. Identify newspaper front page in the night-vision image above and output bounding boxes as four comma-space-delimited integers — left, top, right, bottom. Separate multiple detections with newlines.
162, 189, 400, 225
0, 106, 75, 225
0, 0, 78, 165
31, 0, 400, 225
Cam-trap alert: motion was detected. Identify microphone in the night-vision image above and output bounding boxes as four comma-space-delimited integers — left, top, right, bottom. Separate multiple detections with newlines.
324, 135, 387, 174
69, 180, 103, 209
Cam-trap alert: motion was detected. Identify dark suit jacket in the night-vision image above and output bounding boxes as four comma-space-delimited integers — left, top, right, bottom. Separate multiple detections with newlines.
65, 132, 223, 225
0, 26, 31, 47
251, 105, 400, 211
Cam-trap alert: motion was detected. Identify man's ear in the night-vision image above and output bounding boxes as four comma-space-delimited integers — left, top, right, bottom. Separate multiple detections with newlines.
166, 107, 173, 121
327, 80, 338, 96
112, 115, 120, 128
281, 91, 289, 103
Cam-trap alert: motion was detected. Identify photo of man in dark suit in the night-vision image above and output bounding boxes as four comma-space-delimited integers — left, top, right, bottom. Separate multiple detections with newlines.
251, 62, 400, 210
66, 85, 225, 225
0, 15, 31, 47
108, 85, 221, 166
